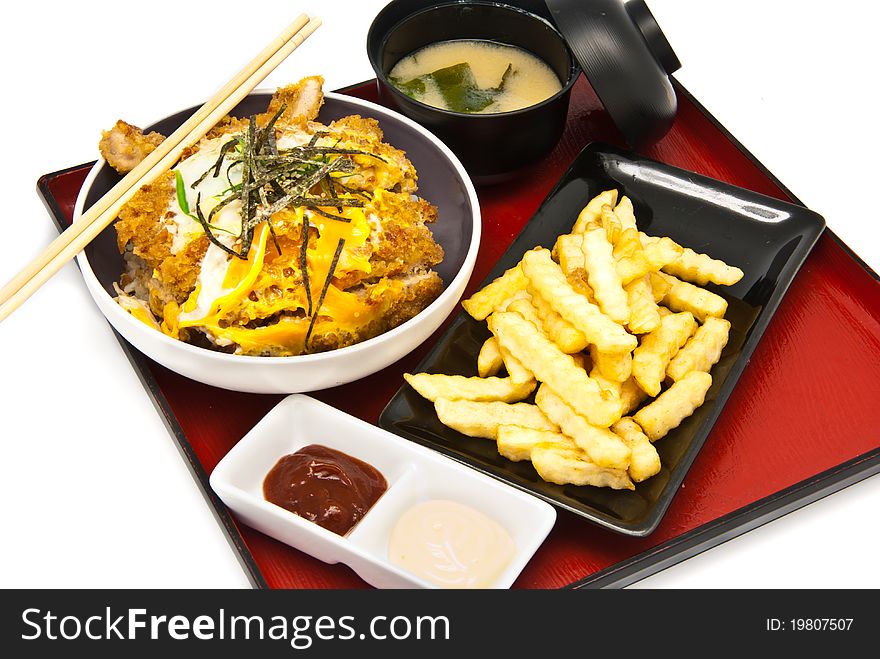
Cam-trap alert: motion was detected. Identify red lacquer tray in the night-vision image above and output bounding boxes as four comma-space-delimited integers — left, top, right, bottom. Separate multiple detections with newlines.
38, 78, 880, 588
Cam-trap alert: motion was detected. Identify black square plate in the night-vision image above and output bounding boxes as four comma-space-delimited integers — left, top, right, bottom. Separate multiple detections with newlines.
379, 143, 825, 536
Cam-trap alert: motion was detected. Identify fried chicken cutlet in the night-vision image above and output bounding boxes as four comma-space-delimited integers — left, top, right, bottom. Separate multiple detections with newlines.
102, 76, 445, 356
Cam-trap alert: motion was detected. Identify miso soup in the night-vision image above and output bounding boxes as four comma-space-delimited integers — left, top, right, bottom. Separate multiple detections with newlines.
389, 39, 562, 114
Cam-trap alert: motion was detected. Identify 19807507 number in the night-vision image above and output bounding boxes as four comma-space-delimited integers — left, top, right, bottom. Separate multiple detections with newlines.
791, 619, 853, 631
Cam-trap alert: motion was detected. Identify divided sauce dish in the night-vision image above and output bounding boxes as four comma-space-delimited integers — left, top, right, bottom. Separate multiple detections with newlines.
209, 394, 556, 589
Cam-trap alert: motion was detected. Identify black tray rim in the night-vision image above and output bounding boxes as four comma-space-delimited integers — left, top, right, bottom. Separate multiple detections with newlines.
35, 78, 880, 589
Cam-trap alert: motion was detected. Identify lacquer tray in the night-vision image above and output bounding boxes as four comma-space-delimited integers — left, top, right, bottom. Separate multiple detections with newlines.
38, 77, 880, 588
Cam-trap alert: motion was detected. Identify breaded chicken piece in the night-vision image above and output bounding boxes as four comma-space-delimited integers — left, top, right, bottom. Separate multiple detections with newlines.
101, 77, 326, 172
266, 75, 325, 128
112, 171, 208, 310
353, 191, 443, 285
325, 115, 418, 194
99, 120, 165, 173
306, 270, 444, 354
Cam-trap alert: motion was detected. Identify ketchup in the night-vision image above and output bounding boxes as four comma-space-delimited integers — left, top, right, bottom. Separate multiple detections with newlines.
263, 444, 387, 535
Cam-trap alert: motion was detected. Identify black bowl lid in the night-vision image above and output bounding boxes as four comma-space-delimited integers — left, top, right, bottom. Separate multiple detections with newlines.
545, 0, 681, 147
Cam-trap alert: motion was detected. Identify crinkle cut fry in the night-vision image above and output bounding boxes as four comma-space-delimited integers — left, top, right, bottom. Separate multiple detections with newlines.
477, 337, 504, 377
667, 317, 731, 381
461, 263, 528, 321
582, 226, 630, 324
633, 371, 713, 441
434, 398, 557, 440
631, 311, 697, 397
496, 426, 576, 462
488, 310, 623, 427
404, 372, 535, 403
531, 446, 634, 490
534, 384, 630, 469
611, 417, 661, 482
658, 271, 728, 322
520, 248, 636, 354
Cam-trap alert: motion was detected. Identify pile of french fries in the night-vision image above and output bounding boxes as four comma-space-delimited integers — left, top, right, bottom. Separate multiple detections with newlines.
405, 190, 743, 490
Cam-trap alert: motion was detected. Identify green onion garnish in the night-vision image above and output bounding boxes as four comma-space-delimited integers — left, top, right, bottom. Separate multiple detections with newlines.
175, 170, 190, 215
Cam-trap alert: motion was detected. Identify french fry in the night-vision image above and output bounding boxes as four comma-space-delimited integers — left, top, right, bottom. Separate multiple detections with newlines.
506, 296, 542, 329
614, 195, 637, 231
531, 446, 634, 490
434, 398, 557, 440
477, 337, 503, 377
488, 311, 623, 426
554, 233, 593, 298
666, 317, 731, 381
612, 227, 641, 260
639, 233, 684, 270
496, 426, 577, 462
600, 205, 622, 244
648, 271, 671, 303
582, 227, 630, 324
625, 275, 662, 334
633, 371, 713, 441
612, 417, 661, 482
555, 233, 584, 271
613, 227, 654, 285
632, 311, 697, 396
461, 263, 527, 321
590, 344, 632, 383
497, 289, 531, 311
534, 385, 629, 469
498, 344, 534, 385
657, 272, 728, 322
573, 189, 618, 233
651, 238, 745, 286
619, 376, 648, 415
615, 255, 653, 284
521, 249, 637, 353
404, 372, 535, 403
530, 289, 589, 354
664, 250, 744, 286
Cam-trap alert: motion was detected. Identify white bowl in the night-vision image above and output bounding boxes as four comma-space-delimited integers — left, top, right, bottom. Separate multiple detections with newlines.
209, 394, 556, 589
73, 91, 481, 393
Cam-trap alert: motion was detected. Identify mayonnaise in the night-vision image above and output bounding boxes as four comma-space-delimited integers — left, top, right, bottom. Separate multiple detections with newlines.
388, 499, 515, 588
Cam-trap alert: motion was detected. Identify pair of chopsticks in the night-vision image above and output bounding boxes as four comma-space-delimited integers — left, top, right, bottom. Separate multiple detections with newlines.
0, 13, 322, 323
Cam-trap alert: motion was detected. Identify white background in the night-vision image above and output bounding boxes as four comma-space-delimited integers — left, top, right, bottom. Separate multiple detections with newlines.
1, 0, 877, 589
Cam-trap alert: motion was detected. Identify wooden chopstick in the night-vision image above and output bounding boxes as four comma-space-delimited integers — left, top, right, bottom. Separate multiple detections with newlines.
0, 13, 321, 323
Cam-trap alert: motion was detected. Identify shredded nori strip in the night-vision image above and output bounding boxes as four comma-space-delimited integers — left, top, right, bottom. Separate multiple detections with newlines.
299, 215, 313, 317
305, 237, 345, 349
191, 139, 239, 189
335, 182, 373, 200
193, 193, 242, 259
308, 131, 328, 147
309, 207, 353, 223
293, 197, 363, 208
